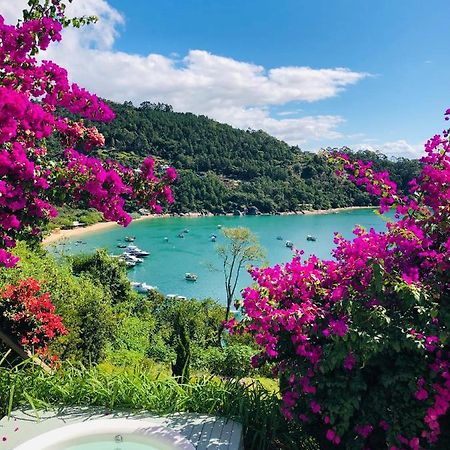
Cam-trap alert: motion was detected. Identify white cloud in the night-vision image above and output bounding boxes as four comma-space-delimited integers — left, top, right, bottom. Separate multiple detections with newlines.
0, 0, 368, 146
355, 140, 423, 159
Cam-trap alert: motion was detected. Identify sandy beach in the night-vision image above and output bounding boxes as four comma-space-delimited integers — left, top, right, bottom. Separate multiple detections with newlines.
42, 206, 376, 245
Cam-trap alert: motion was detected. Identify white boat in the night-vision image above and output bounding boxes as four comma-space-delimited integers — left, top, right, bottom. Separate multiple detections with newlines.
306, 235, 317, 242
131, 282, 157, 293
185, 272, 198, 282
211, 235, 216, 242
217, 224, 222, 229
166, 294, 187, 300
285, 240, 294, 249
125, 245, 150, 256
121, 253, 144, 264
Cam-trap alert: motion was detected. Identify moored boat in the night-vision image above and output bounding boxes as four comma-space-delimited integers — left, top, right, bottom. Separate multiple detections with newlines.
125, 236, 136, 242
125, 245, 150, 256
185, 272, 198, 282
131, 282, 157, 293
285, 240, 294, 248
306, 235, 317, 242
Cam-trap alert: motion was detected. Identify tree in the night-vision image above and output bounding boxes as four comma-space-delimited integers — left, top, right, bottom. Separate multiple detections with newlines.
217, 227, 264, 343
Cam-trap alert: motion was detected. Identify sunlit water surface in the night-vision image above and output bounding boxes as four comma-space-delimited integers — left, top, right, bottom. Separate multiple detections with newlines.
49, 209, 391, 303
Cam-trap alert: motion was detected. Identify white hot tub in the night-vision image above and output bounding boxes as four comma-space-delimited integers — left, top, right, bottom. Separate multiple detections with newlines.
14, 419, 196, 450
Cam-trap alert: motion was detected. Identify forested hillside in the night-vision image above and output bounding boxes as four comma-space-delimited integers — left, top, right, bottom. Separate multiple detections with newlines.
51, 101, 422, 214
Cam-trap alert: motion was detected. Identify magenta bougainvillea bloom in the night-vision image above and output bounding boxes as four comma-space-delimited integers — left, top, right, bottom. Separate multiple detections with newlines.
0, 3, 177, 267
231, 111, 449, 448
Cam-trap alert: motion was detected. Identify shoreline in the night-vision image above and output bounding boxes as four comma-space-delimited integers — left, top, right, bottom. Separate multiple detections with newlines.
42, 206, 376, 245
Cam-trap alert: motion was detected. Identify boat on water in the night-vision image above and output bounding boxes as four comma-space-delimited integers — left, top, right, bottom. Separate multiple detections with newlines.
117, 243, 127, 248
285, 240, 294, 248
217, 224, 222, 229
178, 233, 185, 238
131, 282, 157, 293
276, 236, 283, 240
185, 272, 198, 282
121, 253, 144, 264
183, 229, 190, 233
210, 234, 217, 242
125, 236, 136, 242
306, 235, 317, 242
164, 237, 169, 242
125, 245, 150, 256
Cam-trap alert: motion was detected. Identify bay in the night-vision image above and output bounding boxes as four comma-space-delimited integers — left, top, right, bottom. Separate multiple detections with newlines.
49, 209, 390, 304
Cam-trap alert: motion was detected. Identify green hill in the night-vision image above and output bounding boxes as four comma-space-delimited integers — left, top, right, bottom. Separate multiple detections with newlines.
50, 101, 422, 215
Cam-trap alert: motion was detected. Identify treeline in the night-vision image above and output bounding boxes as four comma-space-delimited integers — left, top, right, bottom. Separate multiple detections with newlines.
50, 101, 422, 214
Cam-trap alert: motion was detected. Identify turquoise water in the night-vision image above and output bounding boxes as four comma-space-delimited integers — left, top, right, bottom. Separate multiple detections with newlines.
49, 210, 390, 304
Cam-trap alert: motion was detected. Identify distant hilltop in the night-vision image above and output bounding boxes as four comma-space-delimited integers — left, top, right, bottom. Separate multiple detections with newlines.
48, 100, 421, 215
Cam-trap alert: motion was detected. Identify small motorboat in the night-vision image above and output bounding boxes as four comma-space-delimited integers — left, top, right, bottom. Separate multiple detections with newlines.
131, 282, 157, 293
121, 253, 144, 264
306, 235, 317, 242
276, 236, 283, 240
211, 236, 216, 242
125, 245, 150, 256
178, 233, 185, 239
183, 229, 190, 233
185, 272, 198, 282
217, 224, 222, 229
125, 236, 136, 242
285, 240, 294, 249
164, 237, 169, 242
117, 243, 127, 248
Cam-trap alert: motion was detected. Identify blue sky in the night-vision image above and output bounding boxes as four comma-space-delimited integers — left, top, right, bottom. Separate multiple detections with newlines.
3, 0, 450, 157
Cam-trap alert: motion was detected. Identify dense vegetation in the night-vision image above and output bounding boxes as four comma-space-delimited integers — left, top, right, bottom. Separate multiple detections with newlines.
0, 243, 306, 449
48, 101, 422, 215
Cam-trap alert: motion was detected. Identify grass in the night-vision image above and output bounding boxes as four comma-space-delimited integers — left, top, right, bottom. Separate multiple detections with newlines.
0, 356, 318, 450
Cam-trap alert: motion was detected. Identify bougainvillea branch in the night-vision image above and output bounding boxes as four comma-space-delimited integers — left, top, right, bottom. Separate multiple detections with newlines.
231, 112, 449, 449
0, 1, 176, 267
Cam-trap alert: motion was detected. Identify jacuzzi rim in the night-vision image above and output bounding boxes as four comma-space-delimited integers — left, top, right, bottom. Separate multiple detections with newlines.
14, 418, 196, 450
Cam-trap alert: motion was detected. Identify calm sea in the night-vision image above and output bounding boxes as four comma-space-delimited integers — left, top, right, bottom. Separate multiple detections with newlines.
49, 209, 391, 303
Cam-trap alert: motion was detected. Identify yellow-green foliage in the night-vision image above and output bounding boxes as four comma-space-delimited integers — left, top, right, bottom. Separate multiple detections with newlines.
0, 243, 115, 364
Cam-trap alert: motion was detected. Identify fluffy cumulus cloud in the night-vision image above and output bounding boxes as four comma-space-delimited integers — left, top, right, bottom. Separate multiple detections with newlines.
355, 140, 423, 159
0, 0, 374, 147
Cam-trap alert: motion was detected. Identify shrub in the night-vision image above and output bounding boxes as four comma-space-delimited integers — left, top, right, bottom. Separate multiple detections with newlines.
71, 249, 134, 304
0, 278, 67, 357
232, 110, 450, 449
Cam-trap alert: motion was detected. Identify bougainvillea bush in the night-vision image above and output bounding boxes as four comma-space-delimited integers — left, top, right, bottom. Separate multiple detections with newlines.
0, 0, 176, 268
0, 277, 67, 358
231, 113, 449, 449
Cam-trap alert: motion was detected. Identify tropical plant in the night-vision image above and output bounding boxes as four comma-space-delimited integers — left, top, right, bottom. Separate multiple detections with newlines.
231, 110, 450, 449
0, 278, 66, 356
0, 0, 176, 269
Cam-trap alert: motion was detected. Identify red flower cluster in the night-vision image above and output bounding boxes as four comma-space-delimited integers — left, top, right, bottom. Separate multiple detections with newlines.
0, 278, 67, 355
